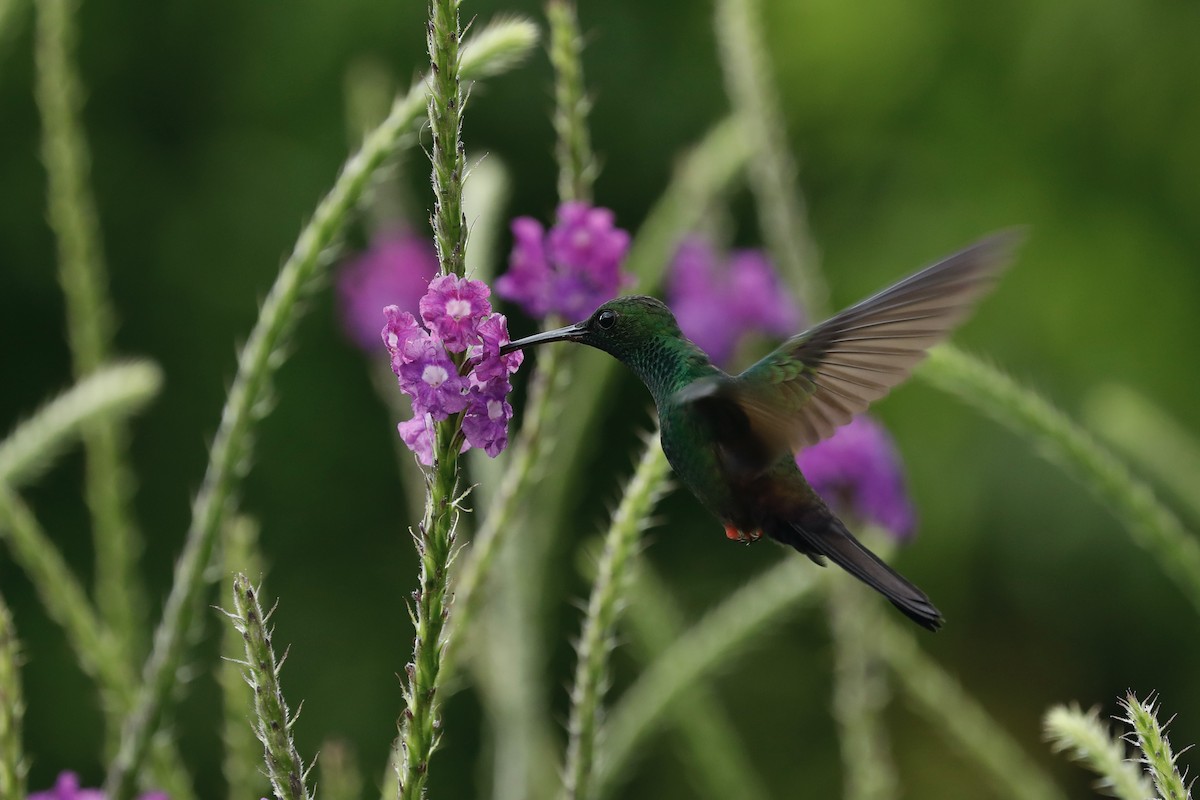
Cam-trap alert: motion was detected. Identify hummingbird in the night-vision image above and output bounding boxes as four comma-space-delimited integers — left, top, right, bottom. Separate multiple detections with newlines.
501, 232, 1018, 630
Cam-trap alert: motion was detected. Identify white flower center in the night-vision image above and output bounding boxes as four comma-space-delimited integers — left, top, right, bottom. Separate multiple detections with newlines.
487, 399, 504, 420
422, 364, 449, 387
446, 298, 472, 320
385, 332, 399, 348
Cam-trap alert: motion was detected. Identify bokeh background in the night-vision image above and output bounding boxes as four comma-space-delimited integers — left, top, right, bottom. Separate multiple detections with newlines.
2, 0, 1199, 797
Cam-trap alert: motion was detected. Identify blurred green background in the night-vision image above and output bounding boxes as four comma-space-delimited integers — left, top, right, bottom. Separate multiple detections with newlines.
2, 0, 1199, 797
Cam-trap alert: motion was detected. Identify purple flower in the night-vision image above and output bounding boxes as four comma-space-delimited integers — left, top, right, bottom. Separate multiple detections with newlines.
28, 771, 167, 800
420, 274, 493, 353
497, 202, 631, 320
666, 237, 803, 367
383, 276, 523, 462
795, 416, 916, 540
337, 229, 439, 351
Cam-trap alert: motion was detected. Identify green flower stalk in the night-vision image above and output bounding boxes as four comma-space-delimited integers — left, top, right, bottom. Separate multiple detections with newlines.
1044, 704, 1153, 800
102, 21, 534, 799
624, 562, 772, 800
873, 613, 1065, 800
548, 0, 595, 204
0, 591, 25, 800
1085, 383, 1200, 527
426, 0, 467, 278
563, 430, 672, 800
599, 557, 823, 798
0, 362, 162, 489
220, 516, 270, 800
828, 551, 898, 800
227, 574, 312, 800
1121, 693, 1191, 800
35, 0, 147, 663
920, 345, 1200, 617
712, 0, 825, 316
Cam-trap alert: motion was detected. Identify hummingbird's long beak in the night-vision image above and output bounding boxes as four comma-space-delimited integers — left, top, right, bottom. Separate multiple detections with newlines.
501, 322, 587, 355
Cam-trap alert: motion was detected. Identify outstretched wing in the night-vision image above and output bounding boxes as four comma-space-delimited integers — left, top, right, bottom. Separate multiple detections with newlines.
676, 231, 1021, 478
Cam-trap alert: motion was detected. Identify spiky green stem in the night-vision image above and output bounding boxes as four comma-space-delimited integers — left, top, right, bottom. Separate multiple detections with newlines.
712, 0, 825, 317
548, 0, 595, 203
1085, 383, 1200, 528
921, 346, 1200, 617
102, 22, 534, 798
35, 0, 147, 666
623, 562, 772, 800
1044, 704, 1153, 800
873, 613, 1066, 800
1121, 693, 1191, 800
0, 362, 162, 489
827, 541, 897, 800
229, 575, 312, 800
427, 0, 467, 277
563, 431, 671, 800
0, 592, 25, 800
598, 558, 823, 798
220, 517, 270, 800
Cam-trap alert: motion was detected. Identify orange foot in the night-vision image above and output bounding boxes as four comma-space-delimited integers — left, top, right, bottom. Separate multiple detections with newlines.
723, 524, 762, 544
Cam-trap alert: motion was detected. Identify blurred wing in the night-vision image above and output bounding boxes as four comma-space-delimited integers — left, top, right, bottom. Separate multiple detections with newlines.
679, 231, 1021, 477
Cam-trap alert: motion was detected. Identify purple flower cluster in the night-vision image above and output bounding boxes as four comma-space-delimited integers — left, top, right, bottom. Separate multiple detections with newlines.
337, 228, 439, 351
795, 416, 916, 540
382, 274, 523, 464
28, 772, 166, 800
497, 201, 631, 320
666, 237, 803, 367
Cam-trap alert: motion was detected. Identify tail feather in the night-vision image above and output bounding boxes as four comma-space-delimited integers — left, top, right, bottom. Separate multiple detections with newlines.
767, 509, 944, 631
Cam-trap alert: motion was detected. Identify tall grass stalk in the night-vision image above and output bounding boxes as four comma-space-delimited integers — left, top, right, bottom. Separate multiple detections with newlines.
598, 558, 822, 798
548, 0, 595, 204
227, 574, 312, 800
0, 592, 25, 800
0, 362, 162, 489
1044, 704, 1153, 800
563, 431, 671, 800
623, 562, 772, 800
828, 556, 898, 800
0, 487, 194, 800
873, 613, 1066, 800
1120, 693, 1191, 800
220, 516, 270, 800
1085, 383, 1200, 528
35, 0, 147, 663
712, 0, 824, 316
920, 345, 1200, 617
101, 21, 534, 798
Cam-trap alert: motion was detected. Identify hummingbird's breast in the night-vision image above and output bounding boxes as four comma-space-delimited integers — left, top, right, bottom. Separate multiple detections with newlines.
659, 401, 741, 523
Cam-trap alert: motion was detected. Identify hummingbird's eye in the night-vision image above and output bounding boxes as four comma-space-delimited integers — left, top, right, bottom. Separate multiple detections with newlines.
596, 310, 617, 330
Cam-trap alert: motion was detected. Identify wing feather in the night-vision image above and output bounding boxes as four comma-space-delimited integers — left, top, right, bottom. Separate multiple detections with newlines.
675, 231, 1020, 478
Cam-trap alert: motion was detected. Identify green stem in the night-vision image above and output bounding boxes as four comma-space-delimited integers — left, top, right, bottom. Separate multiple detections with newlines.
548, 0, 595, 203
563, 432, 671, 800
0, 488, 194, 800
873, 613, 1066, 800
0, 591, 25, 800
1044, 704, 1152, 800
220, 517, 270, 800
623, 562, 773, 800
712, 0, 825, 317
229, 575, 312, 800
1120, 693, 1190, 800
920, 345, 1200, 617
396, 1, 474, 795
598, 557, 823, 798
827, 541, 898, 800
35, 0, 147, 666
102, 22, 534, 798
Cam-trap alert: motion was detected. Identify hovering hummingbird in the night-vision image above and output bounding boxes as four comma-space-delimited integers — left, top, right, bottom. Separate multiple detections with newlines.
501, 233, 1019, 630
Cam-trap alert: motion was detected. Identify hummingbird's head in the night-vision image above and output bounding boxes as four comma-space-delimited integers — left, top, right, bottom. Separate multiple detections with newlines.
501, 295, 685, 361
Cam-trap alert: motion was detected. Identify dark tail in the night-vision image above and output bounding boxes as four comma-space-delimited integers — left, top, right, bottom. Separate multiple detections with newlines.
767, 507, 944, 631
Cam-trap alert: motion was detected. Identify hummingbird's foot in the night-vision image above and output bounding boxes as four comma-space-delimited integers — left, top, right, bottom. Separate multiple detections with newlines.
723, 524, 763, 544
